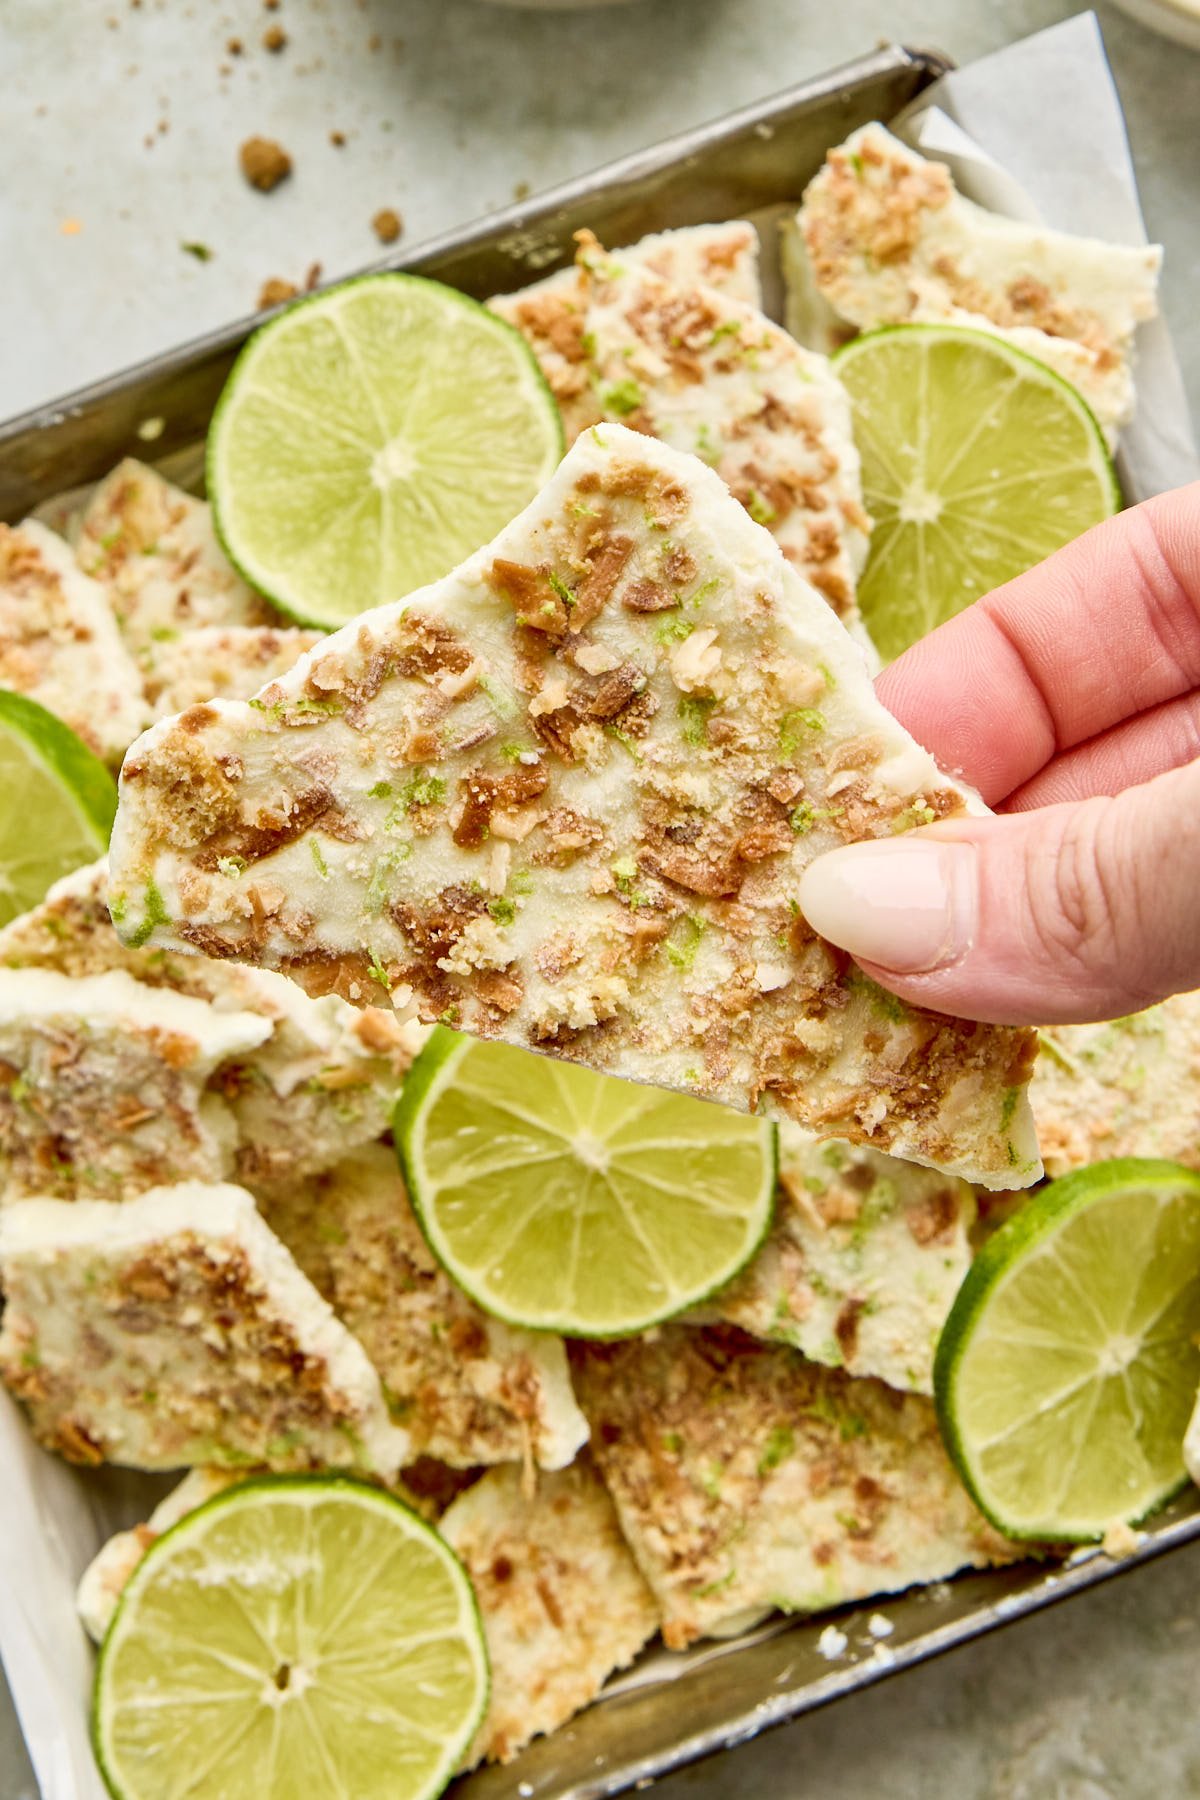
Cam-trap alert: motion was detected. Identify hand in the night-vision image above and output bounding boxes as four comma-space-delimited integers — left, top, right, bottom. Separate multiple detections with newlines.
798, 481, 1200, 1026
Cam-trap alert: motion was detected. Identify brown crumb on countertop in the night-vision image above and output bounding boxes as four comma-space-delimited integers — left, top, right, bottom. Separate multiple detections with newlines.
330, 129, 346, 147
513, 180, 531, 203
304, 261, 322, 290
257, 276, 298, 310
372, 208, 403, 246
226, 36, 243, 54
262, 23, 287, 50
240, 136, 292, 193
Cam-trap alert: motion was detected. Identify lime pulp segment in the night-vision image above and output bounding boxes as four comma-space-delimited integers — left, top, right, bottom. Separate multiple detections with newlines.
93, 1476, 489, 1800
935, 1159, 1200, 1542
834, 323, 1120, 661
0, 689, 117, 927
394, 1029, 778, 1338
208, 272, 565, 629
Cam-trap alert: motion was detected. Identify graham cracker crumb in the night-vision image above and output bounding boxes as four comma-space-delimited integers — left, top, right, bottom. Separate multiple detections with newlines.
262, 23, 287, 50
329, 129, 346, 148
257, 276, 298, 310
372, 208, 403, 246
240, 136, 292, 193
227, 36, 243, 54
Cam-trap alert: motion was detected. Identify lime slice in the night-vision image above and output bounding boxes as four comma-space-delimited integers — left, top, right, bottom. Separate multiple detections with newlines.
834, 324, 1120, 661
208, 273, 565, 628
93, 1475, 488, 1800
394, 1029, 777, 1337
0, 690, 116, 927
935, 1159, 1200, 1542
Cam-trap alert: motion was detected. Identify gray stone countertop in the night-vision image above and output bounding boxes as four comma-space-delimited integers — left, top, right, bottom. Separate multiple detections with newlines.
1, 0, 1199, 1794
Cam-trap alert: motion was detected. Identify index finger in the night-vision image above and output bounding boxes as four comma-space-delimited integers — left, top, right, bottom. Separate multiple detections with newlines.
875, 480, 1200, 806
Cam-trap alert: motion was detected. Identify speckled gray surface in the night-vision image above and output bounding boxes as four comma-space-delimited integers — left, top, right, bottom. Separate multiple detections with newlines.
2, 1, 1199, 1795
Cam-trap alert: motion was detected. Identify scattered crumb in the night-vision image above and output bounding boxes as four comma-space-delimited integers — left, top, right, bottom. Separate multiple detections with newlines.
240, 136, 292, 192
257, 276, 298, 310
867, 1613, 894, 1640
869, 1643, 896, 1668
371, 207, 403, 246
1102, 1520, 1143, 1559
106, 15, 119, 28
157, 119, 169, 135
815, 1625, 848, 1660
368, 32, 382, 50
60, 218, 82, 236
304, 261, 323, 290
512, 180, 531, 202
329, 129, 346, 147
262, 23, 287, 50
180, 241, 214, 262
136, 417, 166, 442
226, 35, 243, 54
264, 0, 281, 8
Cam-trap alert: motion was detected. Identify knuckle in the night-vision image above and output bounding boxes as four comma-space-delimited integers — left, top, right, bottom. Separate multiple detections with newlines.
1027, 802, 1156, 1013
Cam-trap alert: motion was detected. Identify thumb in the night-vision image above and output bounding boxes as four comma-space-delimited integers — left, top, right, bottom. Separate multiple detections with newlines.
796, 760, 1200, 1026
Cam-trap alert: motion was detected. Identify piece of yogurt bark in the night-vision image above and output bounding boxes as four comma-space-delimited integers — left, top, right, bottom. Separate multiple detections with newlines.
572, 1324, 1021, 1649
0, 967, 271, 1203
491, 221, 762, 319
75, 458, 277, 648
1029, 997, 1200, 1179
489, 220, 762, 440
139, 622, 325, 718
796, 123, 1161, 444
0, 1182, 409, 1474
696, 1122, 975, 1394
0, 520, 149, 763
259, 1145, 588, 1470
441, 1460, 660, 1766
500, 232, 871, 628
108, 424, 1039, 1188
0, 860, 421, 1197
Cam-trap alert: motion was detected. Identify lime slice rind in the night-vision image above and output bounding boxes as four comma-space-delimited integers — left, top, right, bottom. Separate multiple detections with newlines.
93, 1474, 489, 1800
394, 1029, 778, 1339
0, 690, 117, 928
935, 1158, 1200, 1542
208, 273, 564, 630
833, 323, 1120, 662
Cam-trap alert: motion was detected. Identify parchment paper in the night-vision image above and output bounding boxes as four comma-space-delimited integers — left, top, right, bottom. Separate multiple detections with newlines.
2, 16, 1196, 1799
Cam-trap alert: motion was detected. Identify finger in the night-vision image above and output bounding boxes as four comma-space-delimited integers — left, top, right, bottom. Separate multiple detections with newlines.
796, 759, 1200, 1025
1005, 689, 1200, 811
875, 481, 1200, 805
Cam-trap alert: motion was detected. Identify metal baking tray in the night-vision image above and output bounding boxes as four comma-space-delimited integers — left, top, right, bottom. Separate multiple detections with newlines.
6, 38, 1199, 1800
